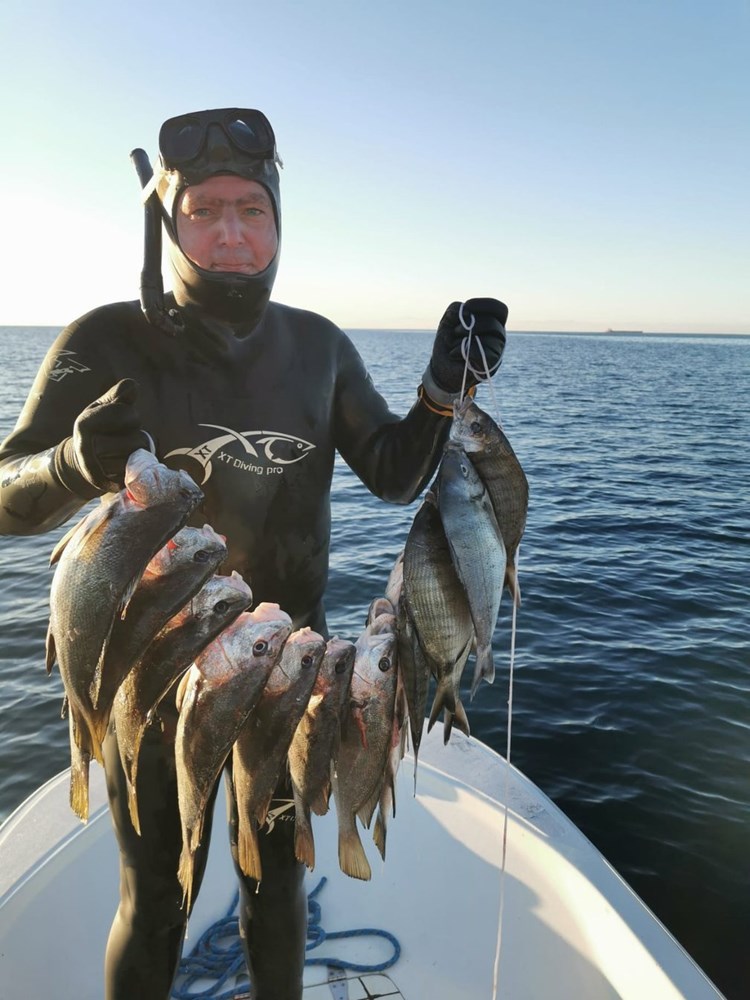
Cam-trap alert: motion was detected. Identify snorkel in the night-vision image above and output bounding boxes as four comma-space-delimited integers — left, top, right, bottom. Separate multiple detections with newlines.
130, 108, 283, 333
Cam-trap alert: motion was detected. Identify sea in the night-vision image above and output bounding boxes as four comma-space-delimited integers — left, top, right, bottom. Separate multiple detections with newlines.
1, 325, 748, 999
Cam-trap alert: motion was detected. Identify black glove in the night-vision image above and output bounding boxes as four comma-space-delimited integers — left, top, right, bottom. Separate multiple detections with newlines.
425, 297, 508, 401
54, 379, 149, 497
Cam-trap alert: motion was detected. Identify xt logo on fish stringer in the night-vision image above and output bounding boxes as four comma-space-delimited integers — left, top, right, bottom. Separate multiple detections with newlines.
165, 423, 316, 485
264, 798, 295, 834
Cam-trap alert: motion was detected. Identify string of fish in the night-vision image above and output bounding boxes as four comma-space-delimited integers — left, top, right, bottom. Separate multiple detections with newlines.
456, 301, 518, 1000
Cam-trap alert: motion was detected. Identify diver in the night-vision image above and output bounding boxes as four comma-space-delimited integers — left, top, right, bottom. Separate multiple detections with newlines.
0, 108, 508, 1000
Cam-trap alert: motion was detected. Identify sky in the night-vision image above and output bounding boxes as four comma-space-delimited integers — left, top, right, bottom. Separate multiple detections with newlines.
0, 0, 747, 333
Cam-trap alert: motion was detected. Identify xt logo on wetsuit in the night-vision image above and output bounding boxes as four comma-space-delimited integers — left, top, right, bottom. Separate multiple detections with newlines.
47, 350, 92, 382
165, 423, 316, 485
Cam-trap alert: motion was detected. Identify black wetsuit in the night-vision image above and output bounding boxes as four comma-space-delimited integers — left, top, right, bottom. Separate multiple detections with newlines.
0, 297, 449, 1000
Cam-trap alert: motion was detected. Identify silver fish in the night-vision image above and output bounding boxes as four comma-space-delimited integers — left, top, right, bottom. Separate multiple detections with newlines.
288, 637, 356, 870
230, 627, 326, 882
175, 603, 292, 910
437, 442, 506, 698
451, 396, 529, 606
113, 570, 253, 834
46, 449, 203, 820
372, 670, 408, 861
331, 623, 398, 881
402, 490, 474, 750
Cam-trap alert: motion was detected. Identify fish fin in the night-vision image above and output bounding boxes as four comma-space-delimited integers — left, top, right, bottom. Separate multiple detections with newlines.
310, 784, 331, 817
49, 502, 114, 566
88, 617, 118, 709
338, 820, 371, 881
373, 808, 387, 861
178, 846, 196, 913
470, 645, 495, 699
45, 625, 57, 674
293, 804, 316, 870
357, 782, 382, 830
60, 694, 68, 719
127, 778, 142, 837
237, 820, 263, 882
506, 563, 522, 606
68, 714, 90, 822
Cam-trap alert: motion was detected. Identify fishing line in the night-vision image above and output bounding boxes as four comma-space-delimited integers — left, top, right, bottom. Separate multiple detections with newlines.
456, 303, 517, 998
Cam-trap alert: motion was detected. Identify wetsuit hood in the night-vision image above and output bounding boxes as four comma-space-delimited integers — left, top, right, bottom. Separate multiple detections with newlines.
132, 109, 282, 332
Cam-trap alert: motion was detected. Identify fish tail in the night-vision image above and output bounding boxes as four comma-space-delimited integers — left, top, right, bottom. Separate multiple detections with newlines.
443, 710, 454, 744
338, 817, 371, 881
237, 820, 263, 882
427, 678, 457, 732
470, 645, 495, 699
294, 811, 316, 871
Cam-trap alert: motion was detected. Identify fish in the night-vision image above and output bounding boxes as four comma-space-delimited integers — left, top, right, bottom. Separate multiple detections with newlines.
331, 622, 398, 881
372, 670, 409, 861
450, 396, 529, 606
402, 490, 475, 753
230, 627, 326, 882
175, 603, 292, 910
95, 525, 227, 747
437, 442, 507, 698
113, 570, 253, 834
288, 637, 356, 870
366, 596, 396, 626
384, 550, 404, 607
46, 449, 203, 820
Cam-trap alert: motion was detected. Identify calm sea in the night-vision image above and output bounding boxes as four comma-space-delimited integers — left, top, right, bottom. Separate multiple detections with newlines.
1, 325, 748, 998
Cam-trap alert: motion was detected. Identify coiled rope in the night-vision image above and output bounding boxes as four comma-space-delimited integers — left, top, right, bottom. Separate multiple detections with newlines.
171, 876, 401, 999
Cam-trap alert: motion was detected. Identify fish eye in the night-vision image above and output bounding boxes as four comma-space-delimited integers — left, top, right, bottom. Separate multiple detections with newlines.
214, 600, 230, 614
335, 659, 349, 674
460, 462, 470, 476
301, 654, 314, 668
470, 421, 482, 433
194, 549, 211, 563
253, 640, 268, 656
378, 656, 392, 672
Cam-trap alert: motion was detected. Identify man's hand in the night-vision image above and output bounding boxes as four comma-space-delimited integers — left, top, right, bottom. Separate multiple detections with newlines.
426, 298, 508, 399
55, 379, 149, 497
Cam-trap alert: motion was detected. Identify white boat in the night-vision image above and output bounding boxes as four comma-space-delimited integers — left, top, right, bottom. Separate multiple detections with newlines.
0, 726, 725, 999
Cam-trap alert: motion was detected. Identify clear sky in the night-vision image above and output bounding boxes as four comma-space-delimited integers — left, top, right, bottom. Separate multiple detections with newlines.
1, 0, 747, 333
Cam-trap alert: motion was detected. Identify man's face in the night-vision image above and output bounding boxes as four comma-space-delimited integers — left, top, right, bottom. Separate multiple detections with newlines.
175, 175, 278, 275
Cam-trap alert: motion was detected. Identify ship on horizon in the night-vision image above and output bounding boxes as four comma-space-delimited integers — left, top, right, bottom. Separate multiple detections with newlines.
605, 328, 644, 334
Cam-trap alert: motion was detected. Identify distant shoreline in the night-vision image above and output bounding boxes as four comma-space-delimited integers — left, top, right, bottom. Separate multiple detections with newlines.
2, 325, 748, 340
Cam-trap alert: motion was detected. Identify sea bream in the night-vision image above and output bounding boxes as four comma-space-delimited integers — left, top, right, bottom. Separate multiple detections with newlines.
46, 449, 203, 820
437, 442, 506, 698
402, 490, 474, 749
175, 603, 292, 910
95, 524, 227, 748
331, 619, 398, 881
288, 637, 356, 870
450, 396, 529, 606
113, 569, 253, 834
230, 627, 327, 882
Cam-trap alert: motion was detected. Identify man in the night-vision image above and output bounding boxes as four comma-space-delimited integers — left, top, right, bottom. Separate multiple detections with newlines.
0, 108, 507, 999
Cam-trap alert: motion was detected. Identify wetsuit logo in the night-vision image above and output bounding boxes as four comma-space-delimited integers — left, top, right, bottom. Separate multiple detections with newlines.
264, 798, 295, 833
47, 350, 92, 382
165, 423, 316, 484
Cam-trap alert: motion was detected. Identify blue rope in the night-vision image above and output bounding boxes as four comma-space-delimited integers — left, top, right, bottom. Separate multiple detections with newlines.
171, 877, 401, 999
